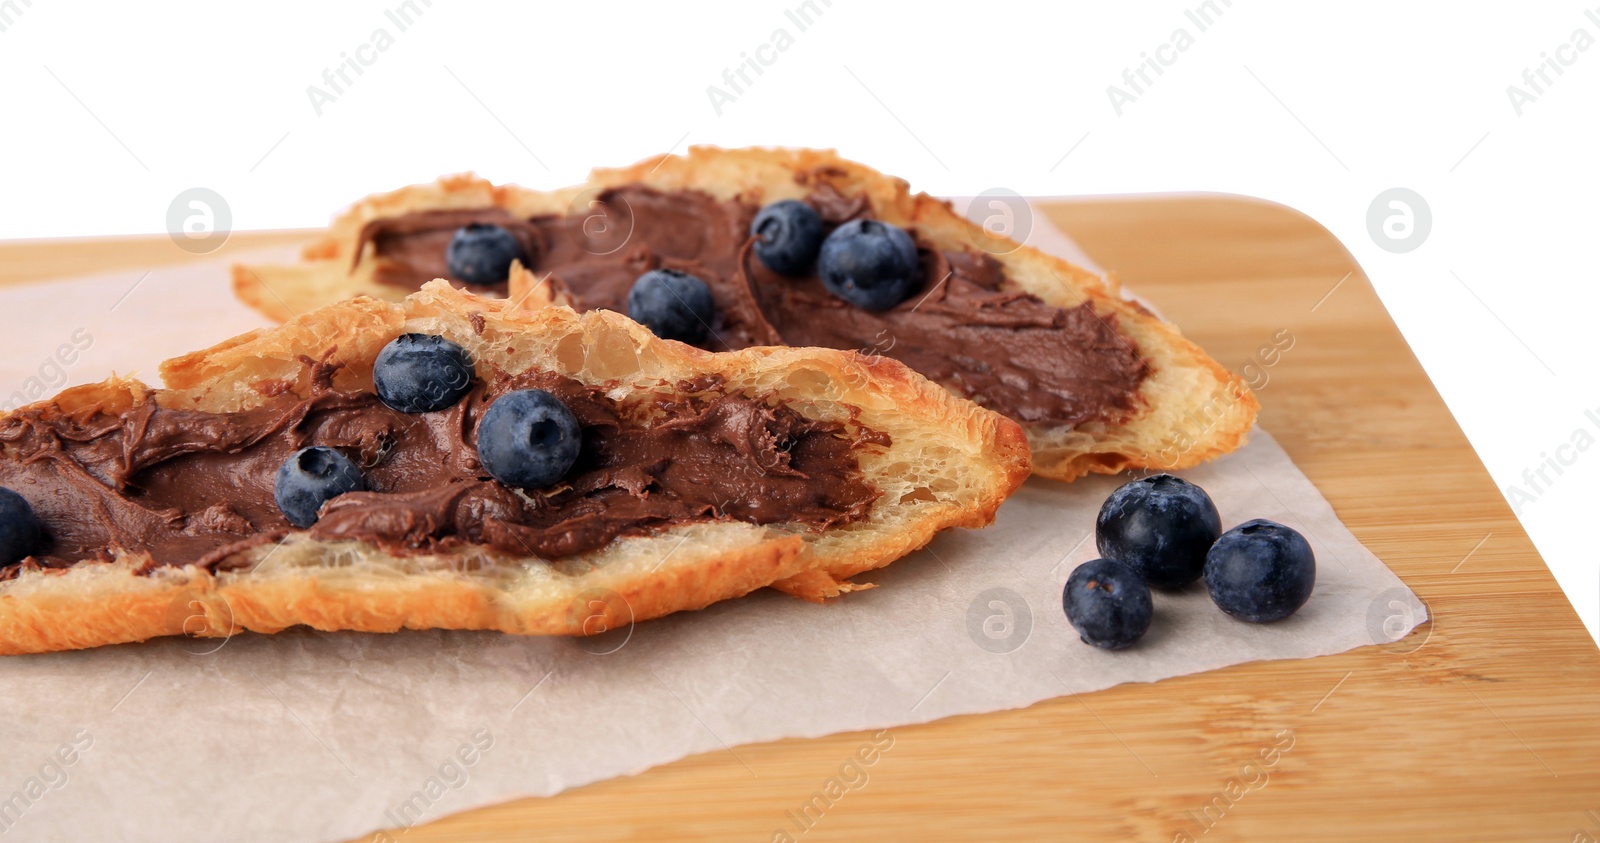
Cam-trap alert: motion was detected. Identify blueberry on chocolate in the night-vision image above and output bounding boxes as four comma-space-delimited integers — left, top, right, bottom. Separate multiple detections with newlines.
1063, 558, 1153, 650
1204, 519, 1316, 623
374, 333, 475, 414
1095, 474, 1222, 589
274, 446, 366, 528
627, 268, 715, 346
476, 388, 581, 489
816, 219, 920, 311
446, 223, 526, 287
0, 487, 42, 567
750, 199, 824, 275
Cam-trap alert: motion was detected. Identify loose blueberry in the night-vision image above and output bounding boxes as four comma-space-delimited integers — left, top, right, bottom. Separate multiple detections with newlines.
1204, 519, 1316, 623
626, 269, 715, 346
477, 388, 582, 489
815, 218, 920, 311
0, 487, 42, 568
1095, 474, 1222, 589
446, 223, 526, 286
373, 333, 475, 414
750, 199, 824, 276
274, 447, 364, 528
1063, 558, 1153, 650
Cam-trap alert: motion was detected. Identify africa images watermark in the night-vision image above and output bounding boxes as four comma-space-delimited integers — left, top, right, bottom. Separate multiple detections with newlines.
768, 729, 894, 842
1505, 7, 1600, 116
706, 0, 833, 116
1154, 328, 1294, 469
966, 587, 1034, 654
1170, 728, 1295, 842
1501, 403, 1600, 515
1571, 804, 1600, 843
0, 0, 33, 34
306, 0, 433, 116
0, 728, 94, 834
1, 329, 93, 413
369, 727, 495, 841
1106, 0, 1234, 116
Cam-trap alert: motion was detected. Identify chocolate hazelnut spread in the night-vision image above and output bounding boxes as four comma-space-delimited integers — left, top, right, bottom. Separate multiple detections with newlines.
357, 208, 542, 297
0, 358, 883, 573
357, 185, 1149, 426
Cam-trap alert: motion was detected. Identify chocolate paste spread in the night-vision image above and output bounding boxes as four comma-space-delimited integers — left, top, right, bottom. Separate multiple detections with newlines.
0, 360, 883, 573
356, 185, 1150, 426
356, 208, 543, 296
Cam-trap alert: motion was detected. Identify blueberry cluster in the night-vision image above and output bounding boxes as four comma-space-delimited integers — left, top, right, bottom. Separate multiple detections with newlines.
751, 199, 921, 312
621, 200, 927, 348
273, 334, 582, 529
0, 333, 585, 556
1063, 475, 1316, 650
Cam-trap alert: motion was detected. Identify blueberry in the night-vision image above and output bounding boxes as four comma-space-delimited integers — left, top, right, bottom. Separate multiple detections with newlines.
1095, 474, 1222, 589
1204, 519, 1316, 623
815, 219, 920, 311
374, 333, 475, 414
477, 389, 581, 489
0, 487, 42, 568
750, 200, 824, 275
1063, 558, 1153, 650
626, 269, 715, 345
446, 223, 526, 286
275, 447, 364, 528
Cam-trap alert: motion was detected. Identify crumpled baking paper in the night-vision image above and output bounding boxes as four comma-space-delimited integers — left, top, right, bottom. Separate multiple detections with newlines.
0, 215, 1423, 843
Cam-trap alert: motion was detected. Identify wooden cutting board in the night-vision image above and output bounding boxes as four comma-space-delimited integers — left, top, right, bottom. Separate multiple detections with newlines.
4, 196, 1595, 842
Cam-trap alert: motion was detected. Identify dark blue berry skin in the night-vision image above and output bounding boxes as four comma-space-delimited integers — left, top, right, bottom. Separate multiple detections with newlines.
274, 447, 365, 528
477, 389, 582, 489
1063, 558, 1153, 650
1095, 474, 1222, 589
0, 487, 42, 567
627, 269, 715, 346
446, 223, 526, 286
750, 200, 824, 276
373, 333, 476, 414
1204, 519, 1316, 623
816, 219, 920, 311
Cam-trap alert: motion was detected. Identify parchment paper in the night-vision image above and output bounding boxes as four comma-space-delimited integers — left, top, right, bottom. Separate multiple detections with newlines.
0, 215, 1424, 843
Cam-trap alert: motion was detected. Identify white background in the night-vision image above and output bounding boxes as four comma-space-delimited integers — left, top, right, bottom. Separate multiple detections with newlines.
0, 1, 1595, 641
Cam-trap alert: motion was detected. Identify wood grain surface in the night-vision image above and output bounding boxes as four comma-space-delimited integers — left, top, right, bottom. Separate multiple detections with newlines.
3, 196, 1594, 842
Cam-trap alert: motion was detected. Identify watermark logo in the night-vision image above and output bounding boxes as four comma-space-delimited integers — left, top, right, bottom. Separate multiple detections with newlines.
1, 328, 92, 413
306, 0, 431, 116
371, 727, 494, 842
706, 0, 832, 116
0, 0, 34, 34
1365, 188, 1430, 254
837, 330, 897, 394
1365, 587, 1432, 654
772, 730, 893, 841
569, 587, 634, 655
1106, 0, 1233, 115
1505, 12, 1597, 116
167, 188, 231, 254
163, 589, 236, 656
1153, 323, 1291, 469
0, 728, 93, 834
1171, 729, 1295, 841
965, 587, 1033, 654
564, 188, 635, 256
962, 189, 1032, 255
1240, 328, 1295, 390
1503, 403, 1600, 514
